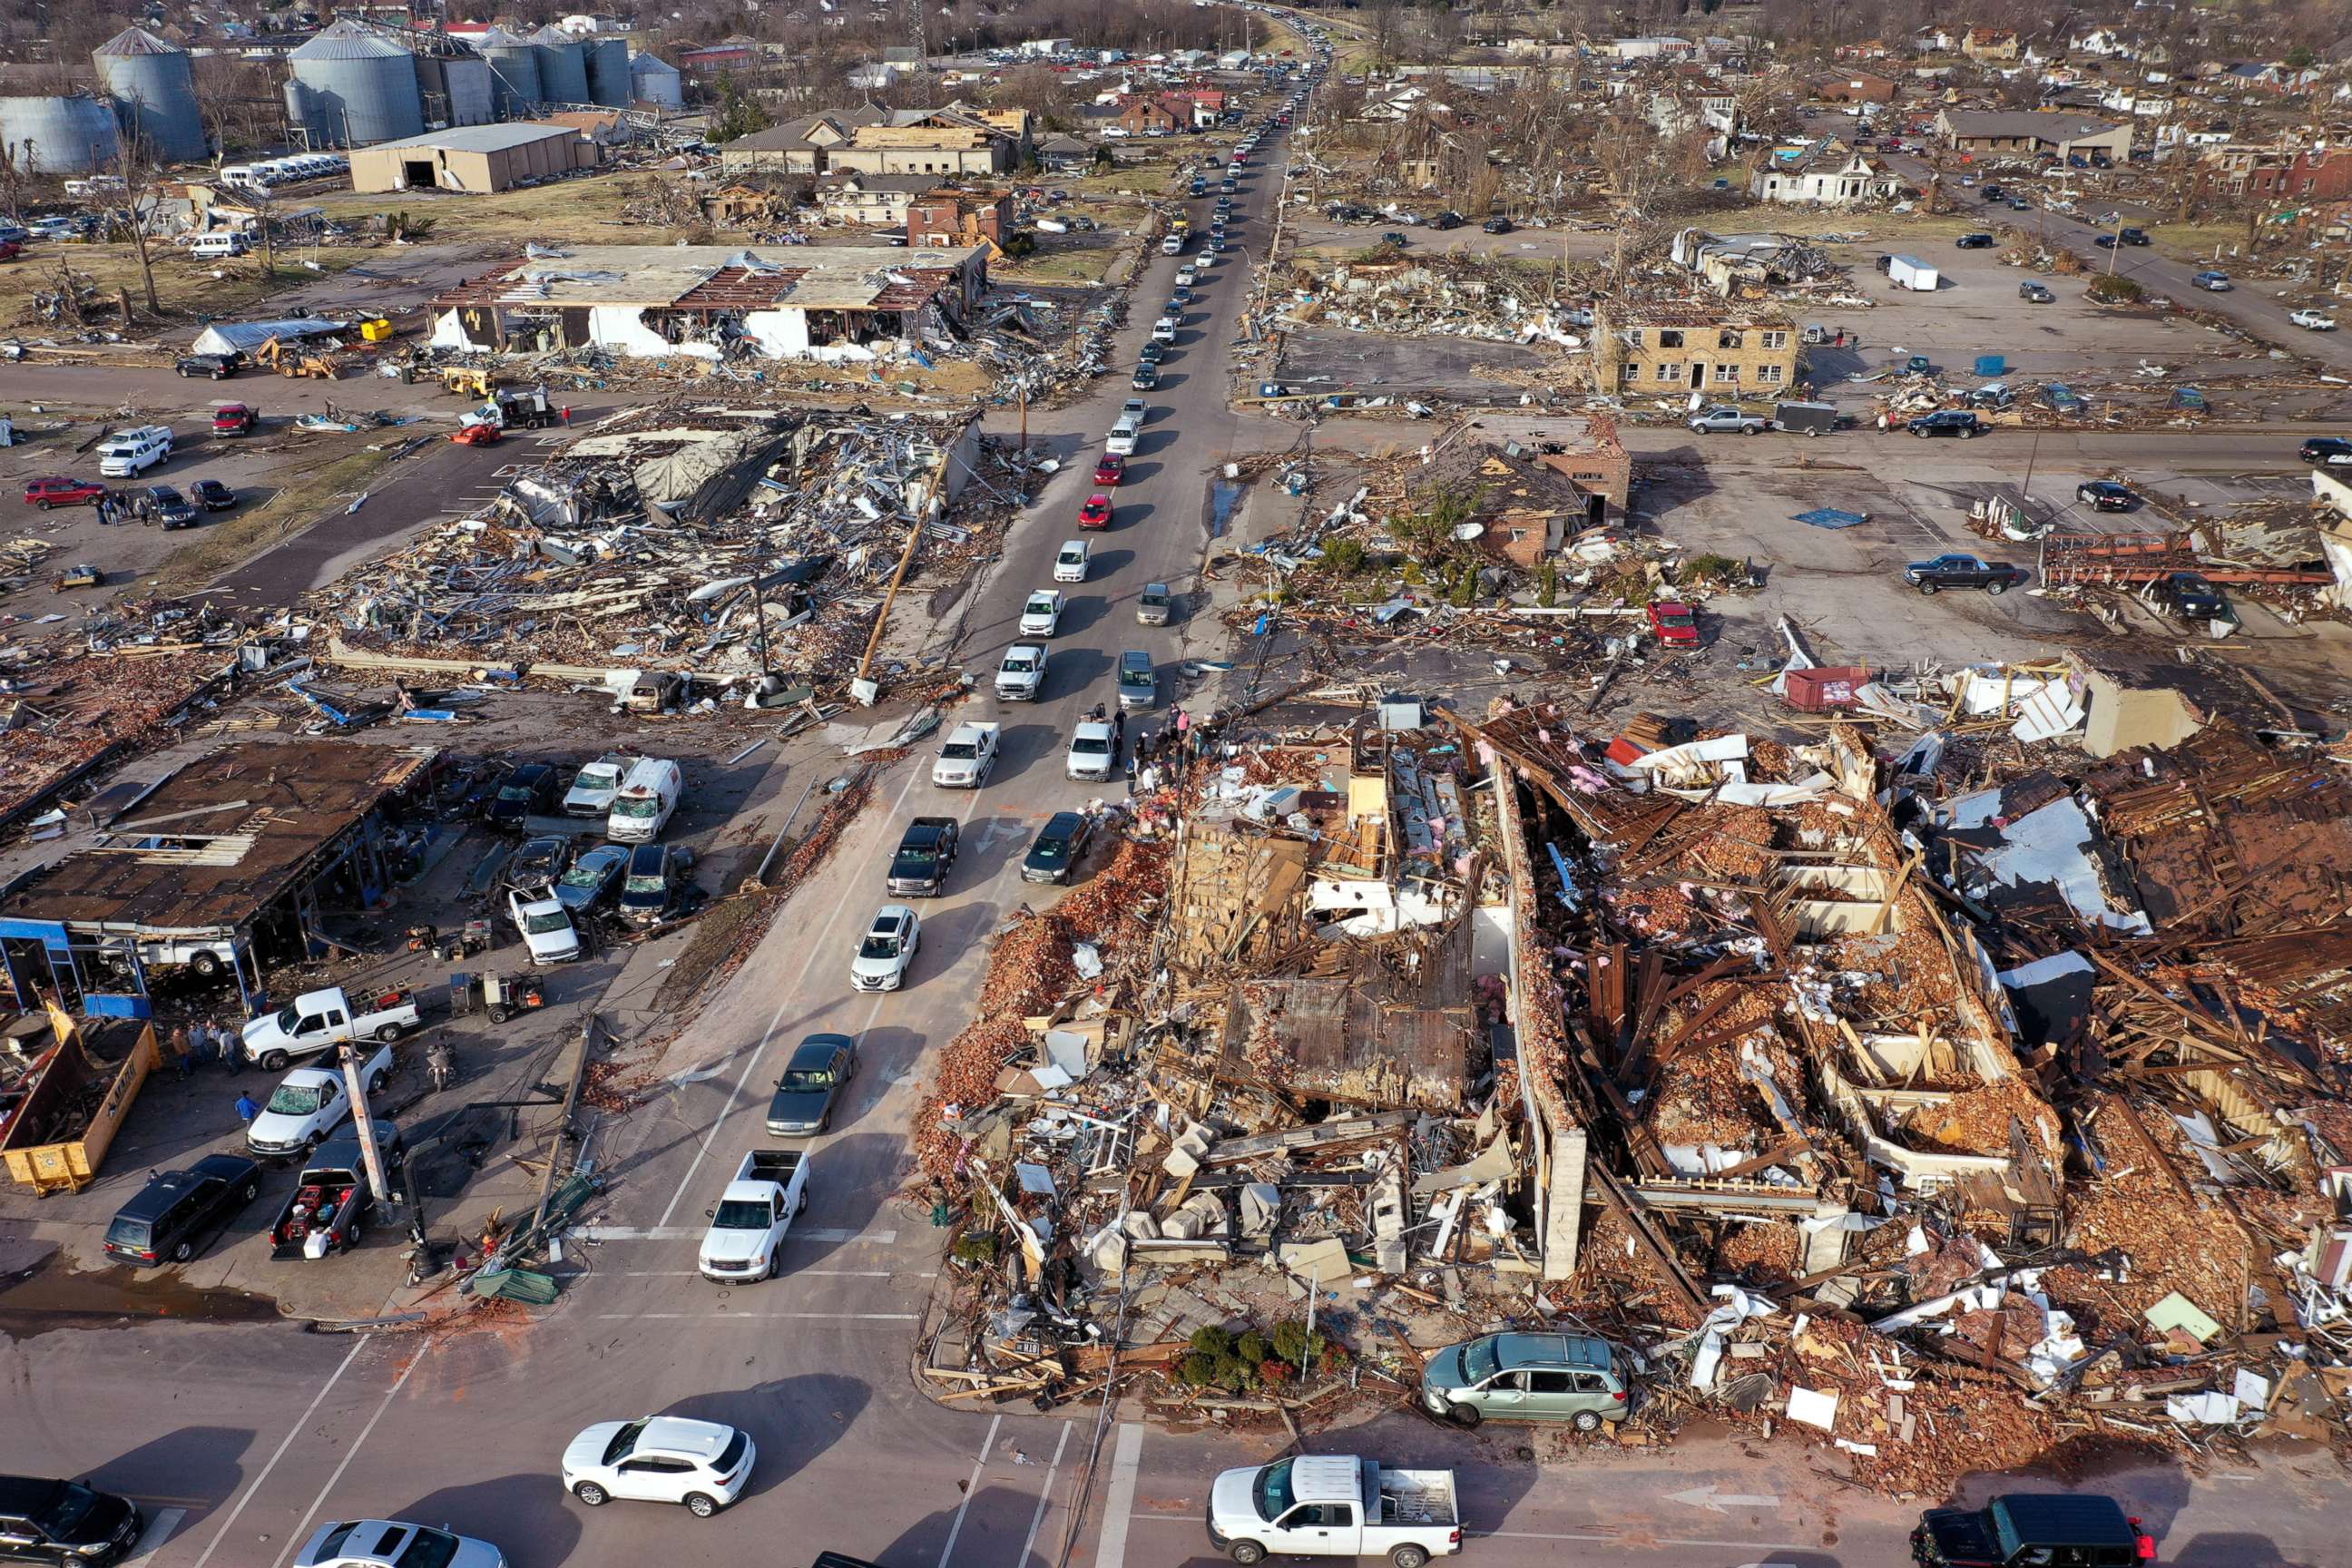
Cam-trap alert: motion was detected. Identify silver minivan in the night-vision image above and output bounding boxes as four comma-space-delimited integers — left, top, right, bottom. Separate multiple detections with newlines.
1418, 1332, 1628, 1430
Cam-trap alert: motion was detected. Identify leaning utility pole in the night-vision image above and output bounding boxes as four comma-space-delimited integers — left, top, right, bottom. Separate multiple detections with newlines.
338, 1041, 393, 1207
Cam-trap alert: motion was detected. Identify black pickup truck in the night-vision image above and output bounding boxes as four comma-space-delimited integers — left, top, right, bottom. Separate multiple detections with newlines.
887, 816, 960, 898
1905, 554, 2030, 595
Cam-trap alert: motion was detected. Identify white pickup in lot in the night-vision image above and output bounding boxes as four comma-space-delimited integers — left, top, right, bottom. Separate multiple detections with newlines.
2290, 309, 2338, 331
240, 985, 420, 1073
1207, 1455, 1460, 1567
698, 1150, 811, 1282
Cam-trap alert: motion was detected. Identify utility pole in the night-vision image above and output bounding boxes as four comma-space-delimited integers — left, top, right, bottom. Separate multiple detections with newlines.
339, 1042, 393, 1210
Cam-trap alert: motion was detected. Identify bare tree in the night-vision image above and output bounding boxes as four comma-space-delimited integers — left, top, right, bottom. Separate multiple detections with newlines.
1589, 101, 1677, 279
109, 123, 169, 318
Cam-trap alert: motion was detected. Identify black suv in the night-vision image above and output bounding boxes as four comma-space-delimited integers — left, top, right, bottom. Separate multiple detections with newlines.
1023, 810, 1095, 885
485, 762, 560, 827
2299, 436, 2352, 466
104, 1153, 263, 1267
0, 1476, 142, 1565
1913, 1494, 2139, 1567
2151, 571, 2228, 621
1955, 232, 1996, 249
1909, 410, 1984, 439
173, 351, 240, 379
144, 485, 200, 530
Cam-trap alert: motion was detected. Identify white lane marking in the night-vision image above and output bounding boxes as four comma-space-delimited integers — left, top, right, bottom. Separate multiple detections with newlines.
574, 1225, 897, 1245
593, 1311, 919, 1321
616, 1268, 933, 1279
1131, 1515, 1807, 1551
1015, 1421, 1073, 1568
120, 1506, 184, 1565
190, 1334, 373, 1568
936, 1413, 1003, 1568
269, 1339, 433, 1568
653, 765, 924, 1228
1093, 1424, 1146, 1568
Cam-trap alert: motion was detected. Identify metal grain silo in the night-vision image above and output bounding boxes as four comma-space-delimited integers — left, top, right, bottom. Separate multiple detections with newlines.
289, 22, 424, 146
478, 27, 542, 114
93, 28, 207, 164
585, 36, 632, 108
0, 94, 121, 175
414, 53, 495, 127
629, 51, 684, 112
531, 26, 591, 108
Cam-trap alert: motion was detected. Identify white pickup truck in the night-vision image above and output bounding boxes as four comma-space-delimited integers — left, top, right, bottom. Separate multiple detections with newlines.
933, 720, 1000, 788
1207, 1455, 1460, 1568
240, 986, 422, 1073
698, 1150, 811, 1282
995, 643, 1048, 701
2289, 308, 2338, 332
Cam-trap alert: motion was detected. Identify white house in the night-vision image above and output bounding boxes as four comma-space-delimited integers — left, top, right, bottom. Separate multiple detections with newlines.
1749, 150, 1903, 206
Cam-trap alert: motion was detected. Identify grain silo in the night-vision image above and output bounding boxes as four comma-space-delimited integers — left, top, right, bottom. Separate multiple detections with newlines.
288, 21, 425, 147
585, 36, 632, 108
0, 94, 122, 175
413, 52, 495, 128
628, 51, 684, 112
477, 26, 542, 114
93, 28, 207, 164
530, 25, 591, 108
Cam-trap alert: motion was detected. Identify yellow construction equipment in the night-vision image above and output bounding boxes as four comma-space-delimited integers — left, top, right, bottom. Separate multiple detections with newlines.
439, 367, 496, 398
358, 317, 395, 343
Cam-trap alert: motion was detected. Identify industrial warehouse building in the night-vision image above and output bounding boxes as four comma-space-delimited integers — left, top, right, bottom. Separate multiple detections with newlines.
347, 121, 598, 193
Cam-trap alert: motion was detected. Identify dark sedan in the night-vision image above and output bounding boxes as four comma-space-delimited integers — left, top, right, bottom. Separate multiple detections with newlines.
765, 1033, 858, 1136
2076, 480, 2135, 512
191, 477, 238, 511
505, 833, 573, 893
553, 843, 629, 912
1022, 810, 1095, 885
0, 1478, 142, 1565
2152, 572, 2229, 621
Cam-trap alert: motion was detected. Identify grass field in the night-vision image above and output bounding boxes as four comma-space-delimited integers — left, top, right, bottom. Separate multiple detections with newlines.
302, 171, 666, 245
998, 247, 1120, 285
0, 241, 375, 334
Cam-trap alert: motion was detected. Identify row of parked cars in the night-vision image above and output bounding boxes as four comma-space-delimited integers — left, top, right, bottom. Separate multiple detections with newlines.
488, 754, 691, 965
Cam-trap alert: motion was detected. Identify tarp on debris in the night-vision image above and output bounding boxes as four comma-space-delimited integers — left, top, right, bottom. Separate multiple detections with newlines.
635, 426, 795, 525
1794, 508, 1869, 529
190, 318, 351, 358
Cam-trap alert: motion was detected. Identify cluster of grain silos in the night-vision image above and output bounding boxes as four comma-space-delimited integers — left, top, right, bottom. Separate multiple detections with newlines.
477, 26, 543, 116
414, 50, 496, 129
284, 20, 425, 150
531, 25, 593, 107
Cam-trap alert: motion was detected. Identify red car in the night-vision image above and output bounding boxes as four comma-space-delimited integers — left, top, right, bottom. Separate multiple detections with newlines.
1647, 601, 1700, 645
23, 476, 105, 509
1077, 494, 1113, 531
1093, 454, 1126, 486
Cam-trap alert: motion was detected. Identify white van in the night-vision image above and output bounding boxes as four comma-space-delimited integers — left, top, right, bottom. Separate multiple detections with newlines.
605, 757, 682, 843
97, 425, 172, 478
191, 232, 249, 259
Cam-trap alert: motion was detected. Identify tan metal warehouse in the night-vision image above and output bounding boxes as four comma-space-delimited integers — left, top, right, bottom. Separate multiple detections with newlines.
347, 122, 599, 194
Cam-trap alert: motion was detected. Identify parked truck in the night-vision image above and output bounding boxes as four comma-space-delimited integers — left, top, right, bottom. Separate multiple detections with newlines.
269, 1125, 401, 1259
0, 1007, 157, 1196
240, 986, 422, 1073
995, 643, 1047, 701
1207, 1455, 1461, 1568
697, 1150, 812, 1282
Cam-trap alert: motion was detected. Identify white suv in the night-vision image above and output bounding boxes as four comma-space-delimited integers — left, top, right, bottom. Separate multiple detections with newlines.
563, 1417, 755, 1518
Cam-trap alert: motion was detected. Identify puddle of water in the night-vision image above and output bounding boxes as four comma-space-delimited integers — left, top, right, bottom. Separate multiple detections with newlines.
0, 1258, 279, 1339
1208, 480, 1243, 540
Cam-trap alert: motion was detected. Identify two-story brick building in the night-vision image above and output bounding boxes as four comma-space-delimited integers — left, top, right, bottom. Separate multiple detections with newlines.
907, 189, 1013, 249
1592, 304, 1800, 397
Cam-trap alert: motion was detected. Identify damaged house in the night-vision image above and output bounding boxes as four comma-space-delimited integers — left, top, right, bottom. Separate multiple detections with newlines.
426, 244, 987, 364
1593, 300, 1799, 396
1406, 416, 1631, 567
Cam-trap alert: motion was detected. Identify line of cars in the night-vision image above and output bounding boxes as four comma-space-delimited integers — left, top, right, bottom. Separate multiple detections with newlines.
494, 754, 692, 965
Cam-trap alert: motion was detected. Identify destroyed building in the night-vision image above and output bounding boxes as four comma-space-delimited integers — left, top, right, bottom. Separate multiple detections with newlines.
426, 243, 987, 363
1, 741, 438, 1016
1405, 421, 1624, 567
1593, 300, 1799, 396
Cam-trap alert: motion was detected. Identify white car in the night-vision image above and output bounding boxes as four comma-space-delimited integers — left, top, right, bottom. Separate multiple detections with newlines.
1054, 539, 1092, 583
563, 1416, 755, 1518
1176, 265, 1198, 287
296, 1520, 505, 1568
245, 1044, 392, 1161
507, 887, 583, 964
1020, 589, 1065, 637
1066, 720, 1118, 782
2290, 309, 2337, 331
1152, 317, 1179, 343
850, 905, 921, 992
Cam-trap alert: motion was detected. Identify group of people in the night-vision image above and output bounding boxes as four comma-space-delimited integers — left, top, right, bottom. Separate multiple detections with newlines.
165, 1017, 240, 1081
1120, 703, 1227, 789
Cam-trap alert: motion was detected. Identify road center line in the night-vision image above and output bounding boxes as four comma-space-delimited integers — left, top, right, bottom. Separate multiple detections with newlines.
269, 1338, 433, 1568
654, 764, 923, 1229
1093, 1424, 1146, 1568
935, 1413, 1002, 1568
189, 1333, 372, 1568
593, 1310, 918, 1321
1015, 1420, 1073, 1568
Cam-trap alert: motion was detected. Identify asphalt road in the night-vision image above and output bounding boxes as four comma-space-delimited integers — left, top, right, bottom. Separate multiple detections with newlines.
2, 93, 2341, 1568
